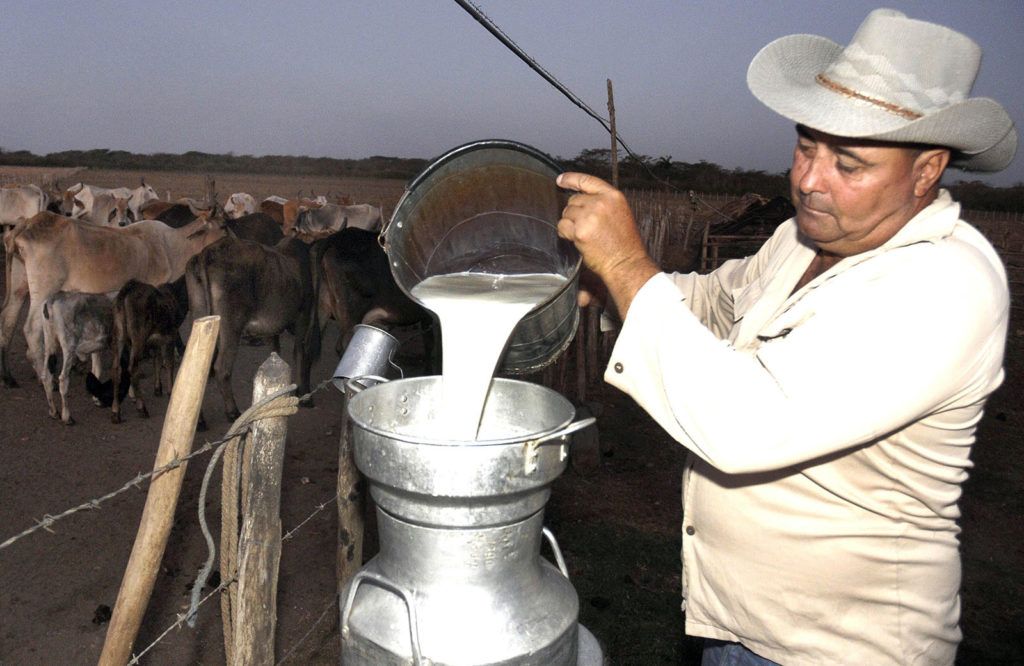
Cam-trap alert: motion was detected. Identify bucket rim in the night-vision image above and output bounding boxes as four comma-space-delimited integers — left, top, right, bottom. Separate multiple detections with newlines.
347, 376, 576, 447
382, 138, 580, 315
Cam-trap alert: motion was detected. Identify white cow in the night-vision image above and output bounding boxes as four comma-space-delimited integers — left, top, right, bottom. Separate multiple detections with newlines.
294, 203, 383, 239
223, 192, 258, 219
0, 184, 48, 229
83, 193, 134, 227
63, 181, 158, 222
41, 291, 116, 425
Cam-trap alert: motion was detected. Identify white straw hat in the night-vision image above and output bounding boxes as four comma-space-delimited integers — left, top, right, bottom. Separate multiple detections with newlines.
747, 8, 1017, 172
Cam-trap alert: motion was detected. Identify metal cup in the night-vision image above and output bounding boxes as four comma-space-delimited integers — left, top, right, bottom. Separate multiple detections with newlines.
332, 324, 402, 392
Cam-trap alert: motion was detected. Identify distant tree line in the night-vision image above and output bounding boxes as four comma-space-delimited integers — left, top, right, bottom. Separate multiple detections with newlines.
0, 148, 430, 181
2, 146, 1020, 211
558, 148, 1024, 212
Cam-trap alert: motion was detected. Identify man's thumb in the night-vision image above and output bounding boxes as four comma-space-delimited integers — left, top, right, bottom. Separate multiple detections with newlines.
557, 172, 613, 195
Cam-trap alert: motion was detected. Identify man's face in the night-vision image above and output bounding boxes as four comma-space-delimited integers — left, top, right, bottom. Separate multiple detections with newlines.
789, 126, 931, 257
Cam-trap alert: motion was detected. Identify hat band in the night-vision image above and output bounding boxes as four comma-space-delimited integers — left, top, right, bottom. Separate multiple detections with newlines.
815, 73, 923, 121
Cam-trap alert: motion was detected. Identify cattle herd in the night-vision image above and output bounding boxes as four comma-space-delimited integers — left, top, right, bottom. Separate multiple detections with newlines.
0, 180, 431, 428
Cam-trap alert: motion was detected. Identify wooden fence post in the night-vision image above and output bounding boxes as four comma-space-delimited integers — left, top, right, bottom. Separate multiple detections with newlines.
336, 385, 365, 597
99, 315, 220, 666
232, 353, 291, 665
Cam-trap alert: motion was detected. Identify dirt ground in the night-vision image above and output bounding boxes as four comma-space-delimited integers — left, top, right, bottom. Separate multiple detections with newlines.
1, 180, 1022, 663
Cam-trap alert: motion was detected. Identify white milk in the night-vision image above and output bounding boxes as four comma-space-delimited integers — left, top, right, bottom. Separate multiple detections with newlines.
411, 272, 567, 440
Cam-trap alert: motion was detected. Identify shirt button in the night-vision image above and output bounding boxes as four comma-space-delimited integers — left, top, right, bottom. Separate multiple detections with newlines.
685, 526, 695, 536
613, 362, 623, 373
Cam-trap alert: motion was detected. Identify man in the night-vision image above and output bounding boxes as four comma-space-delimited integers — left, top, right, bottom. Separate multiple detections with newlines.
557, 9, 1016, 665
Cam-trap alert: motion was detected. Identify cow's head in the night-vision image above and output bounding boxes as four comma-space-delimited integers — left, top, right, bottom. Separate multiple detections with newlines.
184, 210, 228, 245
70, 196, 87, 218
111, 197, 133, 227
130, 180, 159, 209
63, 185, 85, 217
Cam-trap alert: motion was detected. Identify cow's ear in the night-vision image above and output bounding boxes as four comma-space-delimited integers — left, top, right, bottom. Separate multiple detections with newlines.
74, 196, 83, 207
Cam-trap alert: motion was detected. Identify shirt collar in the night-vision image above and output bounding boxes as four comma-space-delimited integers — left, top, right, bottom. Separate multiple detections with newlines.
876, 188, 960, 251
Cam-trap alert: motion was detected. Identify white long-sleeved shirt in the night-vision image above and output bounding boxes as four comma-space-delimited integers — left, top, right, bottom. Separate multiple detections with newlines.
606, 190, 1008, 665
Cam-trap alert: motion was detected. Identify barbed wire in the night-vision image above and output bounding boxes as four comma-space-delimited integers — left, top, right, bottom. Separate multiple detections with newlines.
276, 595, 339, 664
0, 377, 334, 552
127, 572, 239, 665
283, 490, 341, 543
0, 430, 242, 552
4, 372, 340, 661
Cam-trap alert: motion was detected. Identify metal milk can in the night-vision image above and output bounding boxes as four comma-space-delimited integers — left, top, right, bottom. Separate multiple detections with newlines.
340, 376, 598, 665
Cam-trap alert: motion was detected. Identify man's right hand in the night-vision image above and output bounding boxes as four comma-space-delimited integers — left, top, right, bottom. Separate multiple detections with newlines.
557, 172, 659, 317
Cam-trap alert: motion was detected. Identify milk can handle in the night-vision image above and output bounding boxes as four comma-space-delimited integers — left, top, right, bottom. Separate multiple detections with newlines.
542, 527, 570, 579
341, 570, 427, 665
523, 417, 597, 475
532, 417, 597, 446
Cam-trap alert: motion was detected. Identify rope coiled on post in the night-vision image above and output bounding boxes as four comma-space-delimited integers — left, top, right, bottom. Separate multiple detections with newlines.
187, 385, 300, 628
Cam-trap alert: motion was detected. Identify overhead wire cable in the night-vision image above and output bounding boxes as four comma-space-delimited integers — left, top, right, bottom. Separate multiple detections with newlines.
453, 1, 720, 197
452, 1, 644, 162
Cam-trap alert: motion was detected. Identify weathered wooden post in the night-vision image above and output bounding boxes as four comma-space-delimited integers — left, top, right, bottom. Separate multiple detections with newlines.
336, 384, 365, 598
99, 315, 219, 666
232, 353, 291, 665
204, 175, 217, 209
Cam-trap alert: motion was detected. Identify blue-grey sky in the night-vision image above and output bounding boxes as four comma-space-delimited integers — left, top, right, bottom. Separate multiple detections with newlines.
2, 1, 1021, 186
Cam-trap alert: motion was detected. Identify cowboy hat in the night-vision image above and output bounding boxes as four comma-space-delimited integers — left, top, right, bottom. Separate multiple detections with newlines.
747, 8, 1017, 172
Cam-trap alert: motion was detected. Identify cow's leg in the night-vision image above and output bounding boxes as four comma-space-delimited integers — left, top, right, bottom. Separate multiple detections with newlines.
111, 327, 127, 424
214, 321, 243, 421
156, 342, 173, 398
58, 351, 75, 425
129, 331, 149, 418
0, 255, 28, 388
40, 315, 59, 420
89, 352, 104, 406
293, 316, 318, 408
151, 353, 164, 396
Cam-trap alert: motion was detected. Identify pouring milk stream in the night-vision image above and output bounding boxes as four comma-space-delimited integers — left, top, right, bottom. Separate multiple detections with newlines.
411, 271, 567, 440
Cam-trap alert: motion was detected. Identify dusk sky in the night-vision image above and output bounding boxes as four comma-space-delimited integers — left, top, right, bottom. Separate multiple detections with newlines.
2, 1, 1021, 186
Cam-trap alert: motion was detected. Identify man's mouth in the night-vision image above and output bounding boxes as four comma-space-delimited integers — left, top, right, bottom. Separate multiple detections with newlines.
799, 200, 830, 217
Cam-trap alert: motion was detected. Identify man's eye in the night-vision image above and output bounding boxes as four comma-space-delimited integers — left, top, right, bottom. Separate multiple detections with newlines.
837, 161, 859, 174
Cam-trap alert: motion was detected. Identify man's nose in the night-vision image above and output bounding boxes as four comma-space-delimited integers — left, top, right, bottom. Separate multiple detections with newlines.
796, 154, 827, 195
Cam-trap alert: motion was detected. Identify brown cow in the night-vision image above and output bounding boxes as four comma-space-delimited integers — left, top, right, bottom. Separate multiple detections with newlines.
318, 227, 434, 369
186, 235, 324, 420
7, 211, 224, 388
260, 196, 324, 236
107, 278, 189, 424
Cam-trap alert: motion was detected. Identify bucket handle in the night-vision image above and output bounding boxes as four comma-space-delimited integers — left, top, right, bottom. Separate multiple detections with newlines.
341, 569, 428, 666
343, 374, 391, 395
523, 417, 597, 475
542, 527, 570, 579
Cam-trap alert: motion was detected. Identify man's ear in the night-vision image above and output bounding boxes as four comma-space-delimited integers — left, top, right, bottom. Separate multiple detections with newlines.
913, 148, 951, 197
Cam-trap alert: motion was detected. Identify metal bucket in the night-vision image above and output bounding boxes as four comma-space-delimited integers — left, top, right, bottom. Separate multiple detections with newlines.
382, 140, 580, 375
341, 376, 596, 665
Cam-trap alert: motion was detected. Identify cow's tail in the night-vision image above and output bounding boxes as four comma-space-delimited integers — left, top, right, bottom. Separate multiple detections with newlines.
303, 239, 326, 366
111, 287, 129, 395
185, 251, 218, 373
184, 252, 213, 321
